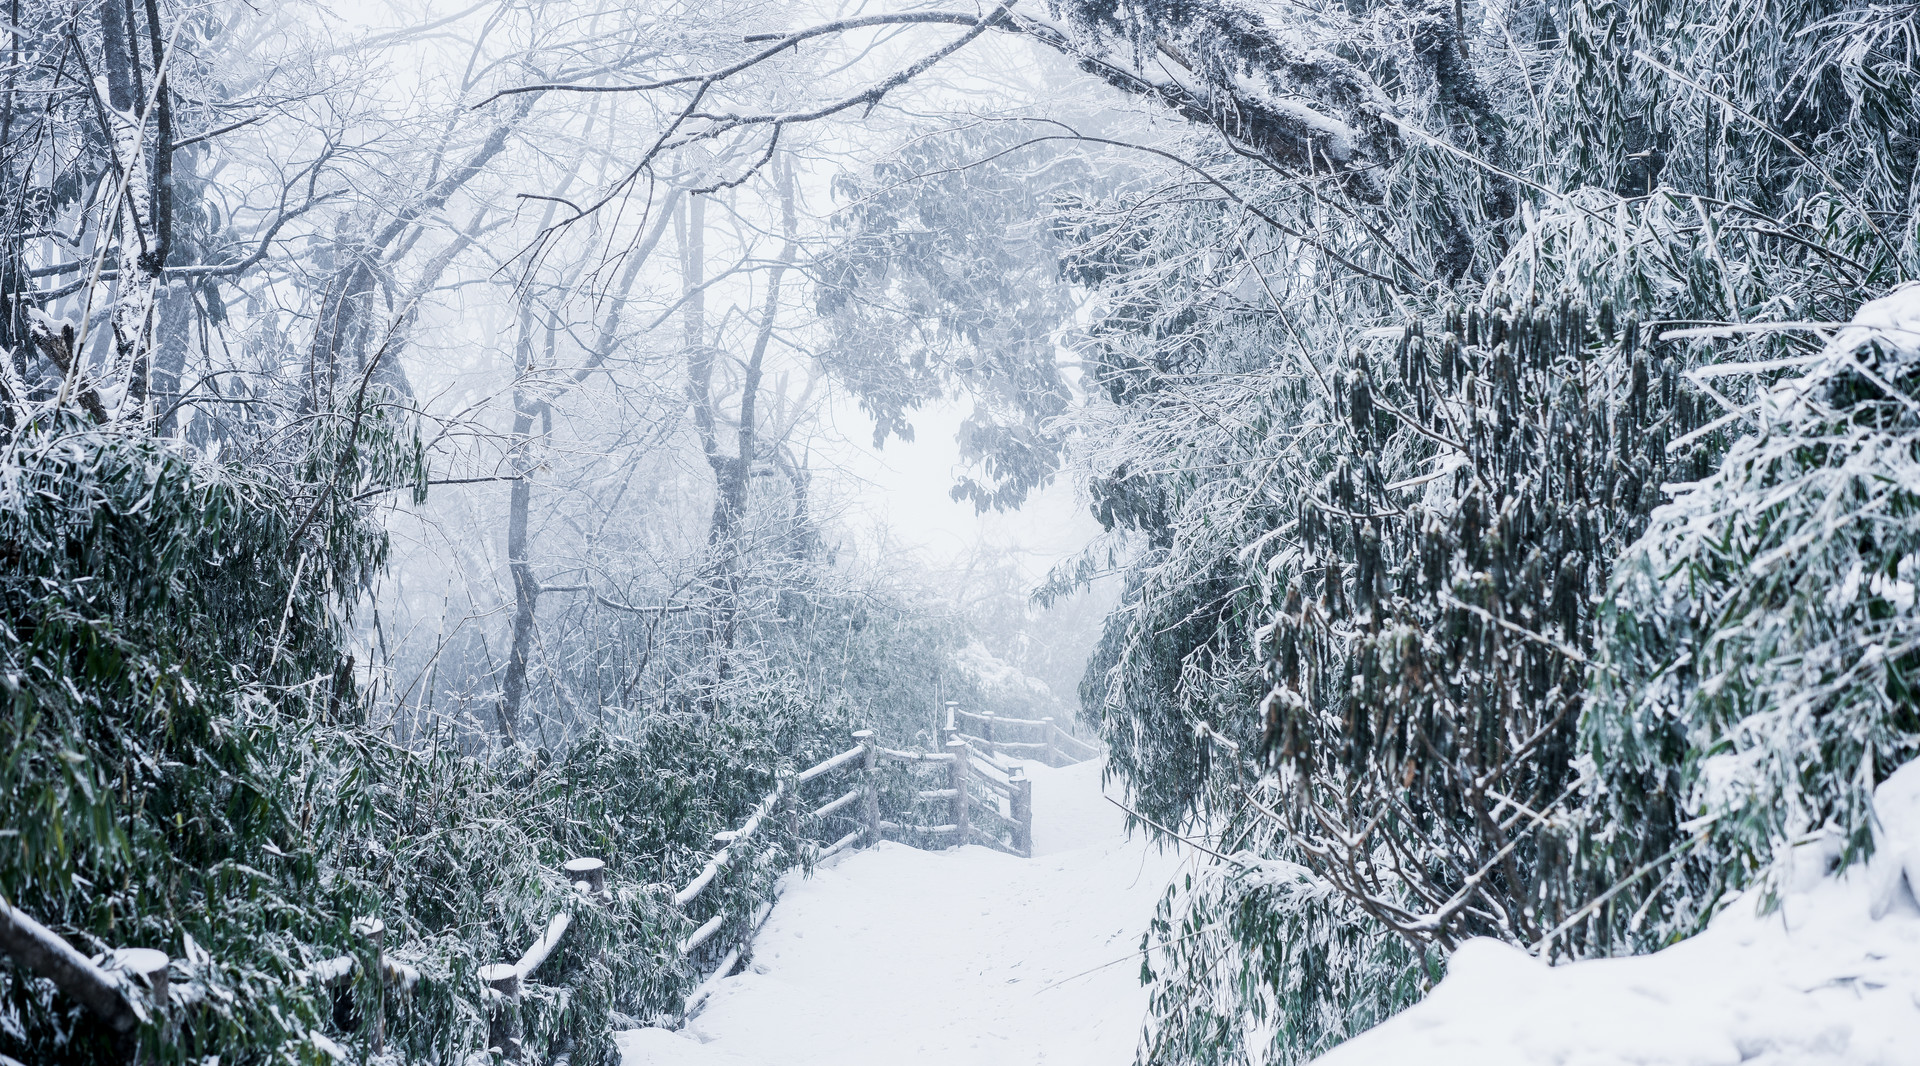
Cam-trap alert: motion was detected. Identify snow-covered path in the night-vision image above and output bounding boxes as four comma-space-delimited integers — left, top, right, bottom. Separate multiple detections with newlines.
618, 759, 1181, 1066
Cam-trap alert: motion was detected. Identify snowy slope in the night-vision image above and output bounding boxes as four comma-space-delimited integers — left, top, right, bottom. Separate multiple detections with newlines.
1315, 762, 1920, 1066
618, 758, 1183, 1066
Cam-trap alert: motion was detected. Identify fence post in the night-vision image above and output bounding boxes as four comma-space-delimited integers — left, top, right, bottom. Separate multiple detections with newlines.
947, 738, 969, 848
854, 730, 879, 847
351, 917, 386, 1055
980, 712, 996, 760
110, 946, 169, 1002
1042, 717, 1057, 766
563, 857, 609, 905
780, 771, 802, 858
941, 700, 959, 750
1009, 768, 1033, 858
109, 947, 169, 1051
480, 962, 521, 1063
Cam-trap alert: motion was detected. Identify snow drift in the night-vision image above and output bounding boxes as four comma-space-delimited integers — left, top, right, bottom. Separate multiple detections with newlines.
1315, 759, 1920, 1065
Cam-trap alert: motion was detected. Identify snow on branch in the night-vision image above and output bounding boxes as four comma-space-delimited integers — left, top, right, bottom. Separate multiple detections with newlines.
483, 0, 1400, 220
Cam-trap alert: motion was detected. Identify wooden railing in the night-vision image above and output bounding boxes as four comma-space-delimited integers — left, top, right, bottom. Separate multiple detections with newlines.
0, 901, 169, 1057
0, 710, 1101, 1062
944, 700, 1103, 768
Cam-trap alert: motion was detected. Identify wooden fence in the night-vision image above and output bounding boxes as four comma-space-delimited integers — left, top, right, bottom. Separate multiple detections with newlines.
0, 708, 1102, 1063
943, 701, 1103, 769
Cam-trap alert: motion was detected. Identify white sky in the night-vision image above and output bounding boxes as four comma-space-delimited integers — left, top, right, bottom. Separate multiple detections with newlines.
812, 392, 1100, 582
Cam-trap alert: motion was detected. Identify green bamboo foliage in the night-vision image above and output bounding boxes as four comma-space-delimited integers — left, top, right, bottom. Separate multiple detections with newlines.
1592, 299, 1920, 946
0, 411, 858, 1064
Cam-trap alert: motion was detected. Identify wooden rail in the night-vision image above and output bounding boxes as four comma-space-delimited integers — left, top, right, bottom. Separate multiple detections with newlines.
0, 710, 1100, 1061
947, 703, 1102, 766
656, 706, 1101, 1034
0, 902, 166, 1055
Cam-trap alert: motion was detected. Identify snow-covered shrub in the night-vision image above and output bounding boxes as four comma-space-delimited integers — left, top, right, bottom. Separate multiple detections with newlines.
318, 714, 816, 1065
1158, 288, 1708, 1062
0, 411, 863, 1064
1139, 839, 1436, 1065
1040, 0, 1920, 1051
1591, 287, 1920, 941
1071, 171, 1743, 1059
0, 411, 393, 1062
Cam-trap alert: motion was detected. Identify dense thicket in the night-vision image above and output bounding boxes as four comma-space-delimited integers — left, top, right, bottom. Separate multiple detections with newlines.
0, 411, 915, 1063
1024, 2, 1920, 1062
0, 413, 390, 1060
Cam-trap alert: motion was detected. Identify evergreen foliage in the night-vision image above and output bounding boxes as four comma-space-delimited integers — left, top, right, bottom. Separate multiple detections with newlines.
0, 409, 394, 1061
814, 127, 1091, 511
1592, 292, 1920, 942
979, 0, 1920, 1061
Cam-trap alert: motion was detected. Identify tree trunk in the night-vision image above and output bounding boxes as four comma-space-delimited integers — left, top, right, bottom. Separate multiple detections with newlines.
151, 278, 191, 434
680, 193, 730, 710
498, 296, 541, 741
96, 1, 136, 113
680, 158, 801, 711
496, 173, 678, 738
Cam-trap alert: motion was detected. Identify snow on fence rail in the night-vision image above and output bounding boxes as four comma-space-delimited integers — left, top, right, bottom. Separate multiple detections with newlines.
0, 710, 1101, 1061
948, 702, 1102, 766
0, 900, 166, 1056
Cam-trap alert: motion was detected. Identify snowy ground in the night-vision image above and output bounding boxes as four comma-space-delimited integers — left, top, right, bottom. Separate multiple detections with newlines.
1320, 762, 1920, 1066
618, 758, 1183, 1066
